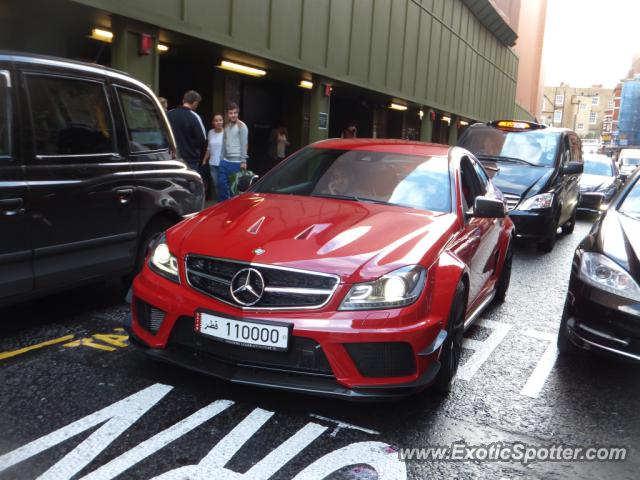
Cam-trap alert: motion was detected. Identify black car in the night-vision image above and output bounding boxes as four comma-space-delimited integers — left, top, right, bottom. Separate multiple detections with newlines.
557, 168, 640, 361
0, 52, 204, 306
578, 153, 622, 213
459, 120, 583, 252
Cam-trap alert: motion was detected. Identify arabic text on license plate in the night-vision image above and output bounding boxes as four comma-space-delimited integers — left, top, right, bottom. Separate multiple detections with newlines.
197, 312, 289, 351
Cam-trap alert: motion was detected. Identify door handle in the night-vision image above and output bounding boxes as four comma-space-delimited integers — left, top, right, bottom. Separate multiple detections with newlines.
115, 188, 134, 204
0, 198, 25, 216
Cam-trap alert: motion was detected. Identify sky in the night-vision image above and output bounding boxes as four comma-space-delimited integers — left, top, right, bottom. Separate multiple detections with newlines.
541, 0, 640, 88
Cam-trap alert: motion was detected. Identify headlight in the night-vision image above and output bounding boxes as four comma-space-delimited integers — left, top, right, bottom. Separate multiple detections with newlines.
339, 265, 426, 310
148, 234, 180, 283
579, 252, 640, 302
518, 192, 554, 210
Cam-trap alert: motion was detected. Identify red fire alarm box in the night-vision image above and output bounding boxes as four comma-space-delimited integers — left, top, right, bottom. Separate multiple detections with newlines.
139, 33, 153, 56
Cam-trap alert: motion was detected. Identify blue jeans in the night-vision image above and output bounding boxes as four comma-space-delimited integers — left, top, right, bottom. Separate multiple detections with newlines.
218, 159, 242, 202
209, 165, 219, 199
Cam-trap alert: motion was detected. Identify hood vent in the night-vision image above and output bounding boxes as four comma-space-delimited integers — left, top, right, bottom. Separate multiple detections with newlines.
247, 216, 266, 235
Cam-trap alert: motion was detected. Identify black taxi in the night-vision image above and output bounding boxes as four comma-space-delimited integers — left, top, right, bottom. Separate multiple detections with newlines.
459, 120, 583, 252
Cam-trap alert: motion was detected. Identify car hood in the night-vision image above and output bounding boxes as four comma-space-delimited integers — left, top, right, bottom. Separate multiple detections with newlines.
170, 193, 458, 282
580, 174, 614, 191
478, 160, 554, 196
595, 210, 640, 278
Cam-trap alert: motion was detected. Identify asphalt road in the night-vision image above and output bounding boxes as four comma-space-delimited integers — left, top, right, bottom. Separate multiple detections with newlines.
1, 217, 639, 480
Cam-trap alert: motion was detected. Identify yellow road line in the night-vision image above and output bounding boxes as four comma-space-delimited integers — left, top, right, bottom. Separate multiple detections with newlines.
0, 334, 76, 361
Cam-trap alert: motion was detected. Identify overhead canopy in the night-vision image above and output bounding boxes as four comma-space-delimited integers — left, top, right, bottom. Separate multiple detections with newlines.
462, 0, 518, 47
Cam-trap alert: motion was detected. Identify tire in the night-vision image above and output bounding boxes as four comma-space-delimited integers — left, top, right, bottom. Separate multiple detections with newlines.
537, 215, 559, 253
494, 240, 512, 304
432, 282, 467, 393
557, 296, 577, 354
561, 207, 577, 235
123, 217, 175, 287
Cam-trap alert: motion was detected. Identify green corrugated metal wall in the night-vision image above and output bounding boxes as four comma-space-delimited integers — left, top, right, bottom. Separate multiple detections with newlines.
73, 0, 518, 121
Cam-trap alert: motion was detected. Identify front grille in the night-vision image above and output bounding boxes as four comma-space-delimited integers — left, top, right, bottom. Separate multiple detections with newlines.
135, 298, 165, 333
502, 192, 521, 211
169, 316, 334, 376
185, 255, 339, 309
344, 342, 416, 377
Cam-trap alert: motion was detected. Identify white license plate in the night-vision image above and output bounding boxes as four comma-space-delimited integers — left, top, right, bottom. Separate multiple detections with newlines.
196, 312, 290, 351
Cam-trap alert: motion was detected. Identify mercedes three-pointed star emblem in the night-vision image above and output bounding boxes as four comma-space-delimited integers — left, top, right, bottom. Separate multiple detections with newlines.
230, 268, 265, 306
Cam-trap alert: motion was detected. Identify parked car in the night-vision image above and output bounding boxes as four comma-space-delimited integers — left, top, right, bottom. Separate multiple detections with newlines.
557, 168, 640, 362
128, 139, 513, 400
578, 153, 621, 213
618, 148, 640, 181
0, 52, 204, 306
458, 120, 583, 252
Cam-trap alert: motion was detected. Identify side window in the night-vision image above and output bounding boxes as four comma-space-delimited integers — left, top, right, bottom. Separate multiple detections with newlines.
472, 160, 489, 194
562, 135, 572, 166
117, 88, 168, 153
460, 157, 483, 211
570, 134, 582, 162
0, 70, 10, 158
25, 74, 115, 156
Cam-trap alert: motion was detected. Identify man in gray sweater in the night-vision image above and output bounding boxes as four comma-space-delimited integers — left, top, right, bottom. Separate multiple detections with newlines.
218, 102, 249, 201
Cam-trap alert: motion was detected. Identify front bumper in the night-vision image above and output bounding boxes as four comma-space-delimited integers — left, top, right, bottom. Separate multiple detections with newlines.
129, 266, 447, 400
508, 209, 555, 239
565, 274, 640, 362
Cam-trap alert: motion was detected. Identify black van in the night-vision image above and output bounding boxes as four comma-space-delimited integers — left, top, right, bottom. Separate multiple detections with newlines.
459, 120, 583, 252
0, 52, 204, 306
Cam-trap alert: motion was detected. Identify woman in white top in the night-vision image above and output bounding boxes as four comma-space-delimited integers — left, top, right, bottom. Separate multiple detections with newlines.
201, 114, 224, 200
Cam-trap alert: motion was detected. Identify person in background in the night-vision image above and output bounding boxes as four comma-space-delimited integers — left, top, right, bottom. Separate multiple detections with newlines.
268, 122, 290, 171
201, 113, 224, 201
341, 122, 357, 139
218, 102, 249, 201
158, 96, 168, 112
167, 90, 207, 171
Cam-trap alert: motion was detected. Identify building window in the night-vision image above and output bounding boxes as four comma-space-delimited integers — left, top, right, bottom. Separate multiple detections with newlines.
579, 103, 588, 111
589, 111, 597, 124
555, 94, 564, 105
591, 96, 599, 106
607, 99, 614, 109
553, 110, 562, 123
576, 123, 584, 130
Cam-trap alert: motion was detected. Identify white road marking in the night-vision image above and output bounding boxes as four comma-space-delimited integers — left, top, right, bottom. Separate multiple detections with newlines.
309, 414, 380, 437
80, 399, 234, 480
0, 384, 172, 479
292, 442, 406, 480
457, 320, 513, 381
520, 329, 559, 398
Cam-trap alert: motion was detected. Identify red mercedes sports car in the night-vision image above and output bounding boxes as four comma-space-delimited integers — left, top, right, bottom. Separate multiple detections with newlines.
128, 139, 514, 400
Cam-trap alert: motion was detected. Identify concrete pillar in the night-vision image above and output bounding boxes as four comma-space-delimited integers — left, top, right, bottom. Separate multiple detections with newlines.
420, 110, 434, 142
448, 115, 459, 146
111, 16, 159, 93
308, 81, 330, 143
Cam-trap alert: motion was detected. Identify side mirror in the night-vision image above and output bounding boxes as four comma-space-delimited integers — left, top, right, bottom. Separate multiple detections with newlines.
249, 174, 260, 187
473, 196, 506, 218
562, 162, 583, 175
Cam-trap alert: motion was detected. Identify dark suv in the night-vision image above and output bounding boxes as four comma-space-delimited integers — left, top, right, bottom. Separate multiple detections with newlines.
459, 120, 583, 252
0, 52, 204, 306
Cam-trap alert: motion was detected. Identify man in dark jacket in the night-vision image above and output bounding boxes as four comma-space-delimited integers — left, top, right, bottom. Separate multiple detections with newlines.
167, 90, 207, 170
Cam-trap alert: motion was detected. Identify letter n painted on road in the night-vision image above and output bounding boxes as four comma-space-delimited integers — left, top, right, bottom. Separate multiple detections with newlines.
0, 384, 173, 479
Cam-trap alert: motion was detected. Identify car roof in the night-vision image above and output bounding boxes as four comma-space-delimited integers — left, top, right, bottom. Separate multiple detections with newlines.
0, 50, 154, 97
312, 138, 450, 156
467, 122, 573, 135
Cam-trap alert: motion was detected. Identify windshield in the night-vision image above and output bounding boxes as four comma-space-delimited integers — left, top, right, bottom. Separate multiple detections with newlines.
459, 125, 560, 167
252, 148, 451, 212
620, 179, 640, 216
583, 155, 613, 176
622, 157, 640, 166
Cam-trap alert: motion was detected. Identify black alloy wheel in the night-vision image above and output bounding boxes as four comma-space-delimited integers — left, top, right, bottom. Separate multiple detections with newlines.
561, 206, 577, 235
557, 296, 577, 354
433, 281, 467, 393
494, 240, 513, 303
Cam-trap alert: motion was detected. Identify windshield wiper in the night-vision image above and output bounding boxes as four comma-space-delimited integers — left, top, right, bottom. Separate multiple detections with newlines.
311, 193, 361, 202
476, 154, 539, 167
